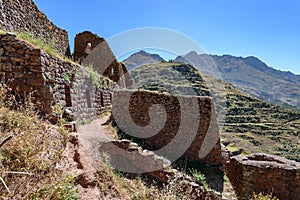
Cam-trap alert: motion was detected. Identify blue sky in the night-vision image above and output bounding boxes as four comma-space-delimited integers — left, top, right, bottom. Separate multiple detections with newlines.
34, 0, 300, 74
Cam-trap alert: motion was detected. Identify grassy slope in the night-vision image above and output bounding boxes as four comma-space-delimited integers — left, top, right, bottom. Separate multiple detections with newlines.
0, 86, 78, 198
131, 62, 300, 162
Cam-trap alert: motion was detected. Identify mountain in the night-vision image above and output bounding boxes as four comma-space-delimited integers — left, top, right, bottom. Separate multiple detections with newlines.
131, 61, 300, 162
175, 51, 300, 109
123, 50, 165, 70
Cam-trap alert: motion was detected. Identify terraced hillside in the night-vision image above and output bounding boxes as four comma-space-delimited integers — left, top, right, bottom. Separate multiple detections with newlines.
224, 84, 300, 161
131, 62, 210, 96
175, 52, 300, 109
130, 62, 300, 162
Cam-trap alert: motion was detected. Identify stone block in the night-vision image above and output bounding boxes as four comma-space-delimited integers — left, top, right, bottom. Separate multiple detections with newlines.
225, 153, 300, 200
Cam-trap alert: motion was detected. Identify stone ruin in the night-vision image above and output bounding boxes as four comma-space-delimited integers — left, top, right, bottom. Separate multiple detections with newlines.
100, 138, 223, 200
0, 0, 70, 56
0, 32, 113, 126
74, 31, 132, 86
112, 89, 228, 166
73, 31, 105, 62
225, 153, 300, 200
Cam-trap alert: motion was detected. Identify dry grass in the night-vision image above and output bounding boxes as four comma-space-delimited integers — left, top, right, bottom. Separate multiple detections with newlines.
97, 151, 207, 199
106, 171, 191, 200
14, 31, 79, 65
0, 84, 79, 199
16, 31, 56, 56
250, 193, 279, 200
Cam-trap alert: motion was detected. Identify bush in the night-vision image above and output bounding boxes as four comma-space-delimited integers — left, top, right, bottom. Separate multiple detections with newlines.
189, 168, 208, 188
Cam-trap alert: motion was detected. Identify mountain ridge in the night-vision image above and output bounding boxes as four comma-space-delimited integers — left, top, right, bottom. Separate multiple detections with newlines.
175, 52, 300, 108
122, 50, 300, 108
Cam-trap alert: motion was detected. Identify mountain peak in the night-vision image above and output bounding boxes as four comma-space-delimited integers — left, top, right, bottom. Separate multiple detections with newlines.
186, 51, 199, 57
123, 50, 165, 69
135, 50, 150, 56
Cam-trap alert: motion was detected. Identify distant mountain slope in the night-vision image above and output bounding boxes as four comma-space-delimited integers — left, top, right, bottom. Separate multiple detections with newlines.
175, 51, 300, 108
123, 50, 165, 70
131, 62, 300, 162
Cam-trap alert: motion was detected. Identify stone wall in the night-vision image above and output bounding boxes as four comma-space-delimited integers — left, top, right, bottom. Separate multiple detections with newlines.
0, 0, 70, 56
0, 32, 112, 124
74, 31, 132, 87
225, 153, 300, 200
74, 31, 105, 62
112, 89, 227, 166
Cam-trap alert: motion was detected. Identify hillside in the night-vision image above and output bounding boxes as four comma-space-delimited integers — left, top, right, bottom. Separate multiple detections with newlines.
123, 50, 165, 70
131, 62, 300, 162
175, 51, 300, 109
131, 62, 210, 96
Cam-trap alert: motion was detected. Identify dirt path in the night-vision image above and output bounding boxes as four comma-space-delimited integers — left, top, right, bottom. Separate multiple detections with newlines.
61, 116, 123, 200
78, 116, 114, 156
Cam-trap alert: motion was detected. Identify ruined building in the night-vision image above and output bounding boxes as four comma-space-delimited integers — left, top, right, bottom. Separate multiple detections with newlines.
0, 32, 113, 125
74, 31, 132, 87
225, 154, 300, 200
0, 0, 113, 125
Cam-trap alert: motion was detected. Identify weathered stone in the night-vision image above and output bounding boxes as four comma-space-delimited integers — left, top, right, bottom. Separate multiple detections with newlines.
1, 35, 16, 42
16, 48, 25, 55
4, 45, 15, 53
73, 31, 105, 62
30, 78, 44, 86
74, 31, 131, 86
10, 57, 23, 62
225, 153, 300, 200
112, 89, 227, 166
0, 48, 4, 56
0, 0, 70, 56
0, 33, 113, 123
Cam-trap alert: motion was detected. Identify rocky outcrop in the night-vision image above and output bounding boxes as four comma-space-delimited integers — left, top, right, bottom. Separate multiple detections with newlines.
0, 0, 70, 56
225, 153, 300, 200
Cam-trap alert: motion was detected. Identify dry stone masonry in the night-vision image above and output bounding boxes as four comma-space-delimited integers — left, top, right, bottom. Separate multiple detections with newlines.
74, 31, 105, 62
0, 0, 70, 56
225, 153, 300, 200
0, 32, 113, 124
112, 89, 228, 166
74, 31, 132, 87
100, 139, 223, 200
1, 1, 300, 199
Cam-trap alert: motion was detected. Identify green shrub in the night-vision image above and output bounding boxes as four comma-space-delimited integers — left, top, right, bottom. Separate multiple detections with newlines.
86, 65, 100, 88
189, 168, 207, 188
